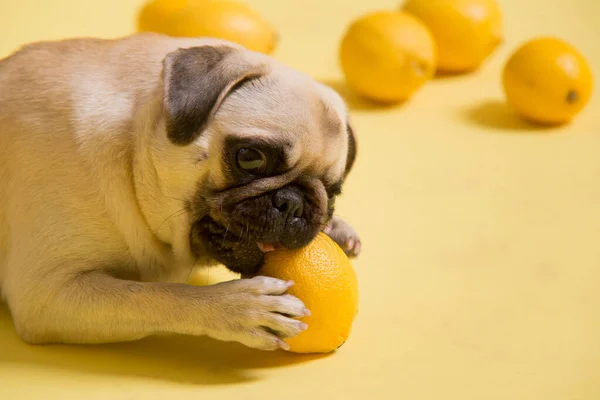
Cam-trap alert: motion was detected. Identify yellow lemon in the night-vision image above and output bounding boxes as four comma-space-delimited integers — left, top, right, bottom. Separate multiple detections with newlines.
187, 264, 239, 286
340, 11, 436, 103
503, 37, 594, 125
138, 0, 278, 54
258, 233, 359, 354
137, 0, 190, 34
403, 0, 503, 73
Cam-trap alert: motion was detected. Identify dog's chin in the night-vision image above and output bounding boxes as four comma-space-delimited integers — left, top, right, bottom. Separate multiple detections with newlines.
190, 216, 265, 276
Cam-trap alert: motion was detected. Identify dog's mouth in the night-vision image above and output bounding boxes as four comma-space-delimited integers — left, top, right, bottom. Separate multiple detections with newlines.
203, 215, 281, 252
256, 242, 276, 253
190, 216, 280, 276
189, 184, 326, 275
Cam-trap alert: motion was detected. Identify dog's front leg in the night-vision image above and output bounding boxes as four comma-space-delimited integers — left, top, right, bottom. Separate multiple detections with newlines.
8, 270, 309, 351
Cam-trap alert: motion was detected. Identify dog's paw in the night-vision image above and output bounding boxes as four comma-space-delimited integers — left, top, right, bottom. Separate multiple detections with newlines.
204, 276, 310, 351
323, 216, 362, 258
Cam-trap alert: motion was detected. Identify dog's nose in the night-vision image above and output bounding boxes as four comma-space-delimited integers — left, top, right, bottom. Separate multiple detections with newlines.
273, 188, 304, 220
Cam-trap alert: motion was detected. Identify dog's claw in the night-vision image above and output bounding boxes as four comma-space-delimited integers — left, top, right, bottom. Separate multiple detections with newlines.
277, 339, 290, 351
324, 217, 362, 258
346, 239, 355, 251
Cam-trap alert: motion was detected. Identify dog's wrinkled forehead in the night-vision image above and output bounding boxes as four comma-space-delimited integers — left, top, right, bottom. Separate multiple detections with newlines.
160, 45, 355, 192
207, 69, 350, 189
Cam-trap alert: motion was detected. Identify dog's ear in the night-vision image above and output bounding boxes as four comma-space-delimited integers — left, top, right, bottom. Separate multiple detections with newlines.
345, 122, 357, 176
162, 46, 267, 146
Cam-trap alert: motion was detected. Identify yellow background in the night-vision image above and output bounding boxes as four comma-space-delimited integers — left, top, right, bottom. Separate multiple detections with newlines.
1, 0, 600, 399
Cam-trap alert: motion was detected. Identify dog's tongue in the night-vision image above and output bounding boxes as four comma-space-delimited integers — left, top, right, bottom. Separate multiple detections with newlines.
257, 242, 276, 253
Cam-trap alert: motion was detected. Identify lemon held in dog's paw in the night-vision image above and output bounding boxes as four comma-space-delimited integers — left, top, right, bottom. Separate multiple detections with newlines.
257, 233, 359, 354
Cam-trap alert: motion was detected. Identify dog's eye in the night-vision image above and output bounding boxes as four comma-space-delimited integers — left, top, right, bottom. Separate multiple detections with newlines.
237, 148, 267, 174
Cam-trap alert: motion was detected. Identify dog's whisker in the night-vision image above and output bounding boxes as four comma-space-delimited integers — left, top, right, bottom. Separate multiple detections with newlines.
185, 256, 201, 284
157, 208, 187, 232
224, 224, 230, 238
221, 224, 231, 246
165, 194, 187, 203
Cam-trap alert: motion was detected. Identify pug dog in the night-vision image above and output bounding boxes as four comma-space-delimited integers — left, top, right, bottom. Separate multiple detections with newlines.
0, 33, 360, 351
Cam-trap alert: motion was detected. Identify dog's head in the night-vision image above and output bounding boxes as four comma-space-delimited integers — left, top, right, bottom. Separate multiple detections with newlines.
157, 44, 356, 275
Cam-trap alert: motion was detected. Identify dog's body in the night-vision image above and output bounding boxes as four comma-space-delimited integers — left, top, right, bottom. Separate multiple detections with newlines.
0, 34, 360, 350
